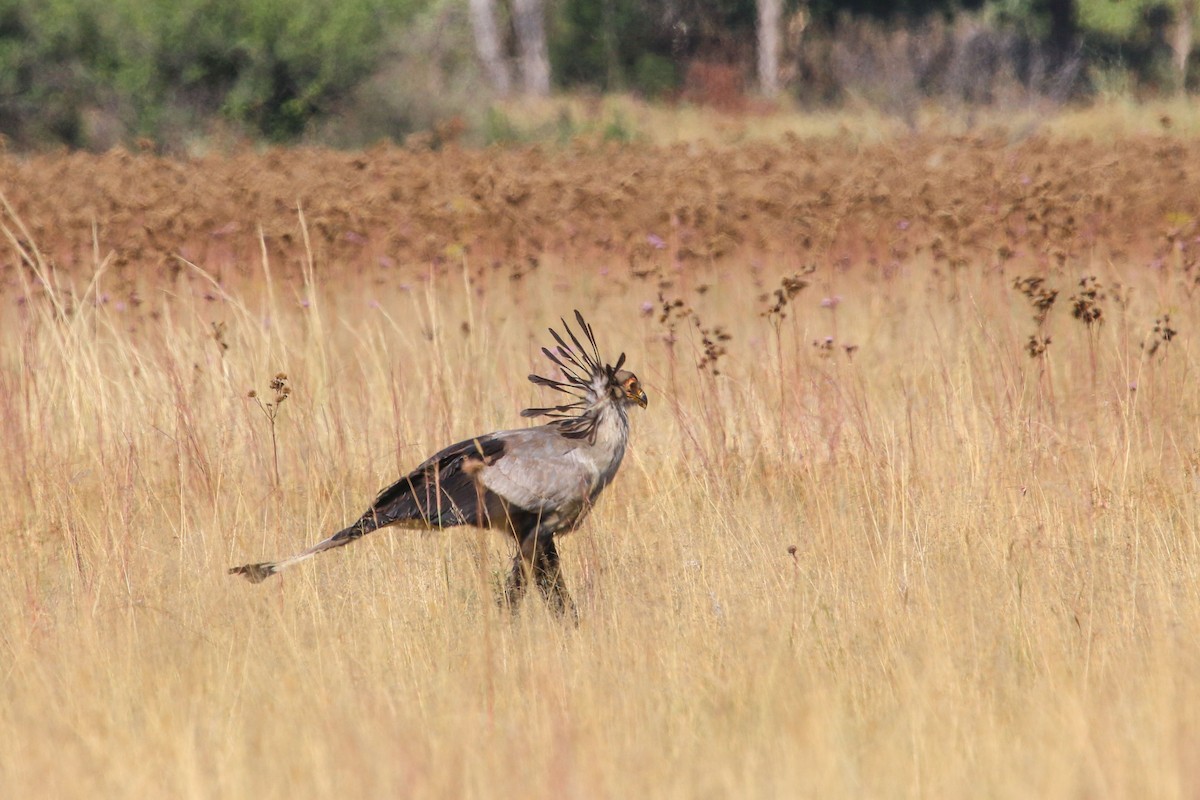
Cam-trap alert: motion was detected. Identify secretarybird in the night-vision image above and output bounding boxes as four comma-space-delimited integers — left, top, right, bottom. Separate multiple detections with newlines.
230, 311, 647, 616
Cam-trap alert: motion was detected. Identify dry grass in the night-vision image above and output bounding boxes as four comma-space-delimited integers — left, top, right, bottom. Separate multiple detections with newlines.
489, 93, 909, 145
2, 131, 1200, 798
492, 93, 1200, 146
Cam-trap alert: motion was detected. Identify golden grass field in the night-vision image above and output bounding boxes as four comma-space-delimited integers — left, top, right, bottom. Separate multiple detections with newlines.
3, 115, 1200, 797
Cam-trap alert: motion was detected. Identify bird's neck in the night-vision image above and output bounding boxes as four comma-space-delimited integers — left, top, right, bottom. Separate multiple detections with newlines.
587, 400, 629, 454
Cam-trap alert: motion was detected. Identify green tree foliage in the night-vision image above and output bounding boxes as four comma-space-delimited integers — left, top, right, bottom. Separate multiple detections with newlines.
222, 0, 401, 138
547, 0, 1005, 96
0, 0, 1197, 149
0, 0, 423, 147
550, 0, 759, 95
807, 0, 985, 20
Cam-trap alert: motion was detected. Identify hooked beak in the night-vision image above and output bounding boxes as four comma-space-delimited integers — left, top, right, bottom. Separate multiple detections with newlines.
633, 389, 648, 409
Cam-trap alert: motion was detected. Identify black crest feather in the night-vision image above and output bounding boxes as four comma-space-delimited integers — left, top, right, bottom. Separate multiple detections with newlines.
523, 311, 625, 441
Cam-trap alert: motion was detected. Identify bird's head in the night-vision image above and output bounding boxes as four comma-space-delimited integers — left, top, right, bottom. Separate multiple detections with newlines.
608, 367, 648, 410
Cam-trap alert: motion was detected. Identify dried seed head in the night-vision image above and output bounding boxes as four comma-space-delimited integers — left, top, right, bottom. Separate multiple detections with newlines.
1025, 333, 1052, 359
1070, 276, 1105, 328
762, 267, 816, 323
1014, 275, 1058, 326
1144, 315, 1179, 357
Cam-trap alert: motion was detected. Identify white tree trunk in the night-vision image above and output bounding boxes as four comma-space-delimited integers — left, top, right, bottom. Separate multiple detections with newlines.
757, 0, 782, 96
469, 0, 512, 95
1172, 0, 1196, 90
512, 0, 551, 96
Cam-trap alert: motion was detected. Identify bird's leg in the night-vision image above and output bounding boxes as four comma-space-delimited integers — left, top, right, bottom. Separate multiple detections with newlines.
532, 534, 577, 622
500, 550, 529, 612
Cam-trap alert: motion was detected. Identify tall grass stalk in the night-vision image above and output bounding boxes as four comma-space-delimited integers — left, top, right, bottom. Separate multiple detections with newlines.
2, 191, 1200, 798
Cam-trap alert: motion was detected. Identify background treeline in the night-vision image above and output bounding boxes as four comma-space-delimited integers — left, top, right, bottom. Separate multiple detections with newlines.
0, 0, 1196, 150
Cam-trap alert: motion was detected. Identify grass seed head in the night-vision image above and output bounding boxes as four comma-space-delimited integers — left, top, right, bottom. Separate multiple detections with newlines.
1070, 275, 1105, 328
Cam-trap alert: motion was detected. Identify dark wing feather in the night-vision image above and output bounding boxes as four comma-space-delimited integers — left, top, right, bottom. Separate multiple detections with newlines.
370, 435, 506, 526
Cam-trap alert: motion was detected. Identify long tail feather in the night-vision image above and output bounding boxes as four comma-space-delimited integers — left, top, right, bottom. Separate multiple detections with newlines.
229, 435, 504, 584
228, 517, 376, 582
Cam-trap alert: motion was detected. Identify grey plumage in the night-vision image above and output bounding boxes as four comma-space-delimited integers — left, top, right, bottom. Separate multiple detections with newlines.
229, 310, 647, 617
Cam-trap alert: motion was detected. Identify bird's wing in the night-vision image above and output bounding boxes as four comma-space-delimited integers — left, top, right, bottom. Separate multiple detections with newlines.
478, 426, 596, 513
369, 433, 507, 526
